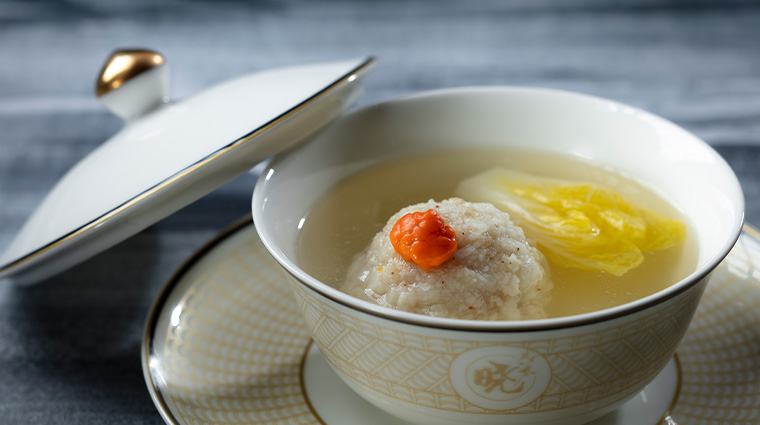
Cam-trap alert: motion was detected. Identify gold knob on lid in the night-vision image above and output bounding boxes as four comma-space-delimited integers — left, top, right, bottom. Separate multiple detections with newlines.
96, 49, 164, 97
95, 48, 169, 121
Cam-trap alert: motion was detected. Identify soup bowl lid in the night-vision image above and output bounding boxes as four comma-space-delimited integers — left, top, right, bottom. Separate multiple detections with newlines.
0, 49, 375, 285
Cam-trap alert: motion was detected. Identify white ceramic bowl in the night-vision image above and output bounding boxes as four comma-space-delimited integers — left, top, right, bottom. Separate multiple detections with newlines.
252, 87, 744, 425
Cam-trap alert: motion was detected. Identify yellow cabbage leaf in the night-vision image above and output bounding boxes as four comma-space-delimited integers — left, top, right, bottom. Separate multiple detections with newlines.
456, 168, 686, 276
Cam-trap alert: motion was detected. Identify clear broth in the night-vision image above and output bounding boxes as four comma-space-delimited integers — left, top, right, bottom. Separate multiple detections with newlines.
296, 149, 698, 319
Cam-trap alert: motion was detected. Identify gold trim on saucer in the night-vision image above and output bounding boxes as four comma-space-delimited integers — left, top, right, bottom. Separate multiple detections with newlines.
657, 354, 682, 425
143, 216, 322, 425
142, 217, 760, 425
96, 49, 165, 97
300, 339, 328, 425
142, 215, 254, 425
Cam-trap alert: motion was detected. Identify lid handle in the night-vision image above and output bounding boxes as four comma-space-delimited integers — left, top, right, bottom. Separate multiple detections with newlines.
95, 49, 168, 121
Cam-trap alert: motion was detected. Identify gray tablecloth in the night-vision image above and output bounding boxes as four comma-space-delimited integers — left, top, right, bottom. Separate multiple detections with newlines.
1, 1, 759, 423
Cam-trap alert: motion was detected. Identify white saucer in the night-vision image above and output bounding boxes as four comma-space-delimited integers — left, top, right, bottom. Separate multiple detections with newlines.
142, 217, 760, 425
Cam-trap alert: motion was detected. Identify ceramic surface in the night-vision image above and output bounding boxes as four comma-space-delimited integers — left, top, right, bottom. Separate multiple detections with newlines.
253, 87, 744, 330
284, 246, 699, 425
251, 88, 743, 423
0, 57, 374, 285
143, 219, 760, 425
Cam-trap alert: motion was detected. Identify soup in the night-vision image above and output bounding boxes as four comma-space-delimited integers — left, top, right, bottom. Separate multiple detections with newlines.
296, 148, 697, 319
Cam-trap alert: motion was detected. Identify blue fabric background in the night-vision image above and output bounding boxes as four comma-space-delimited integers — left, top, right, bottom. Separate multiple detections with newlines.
0, 1, 758, 423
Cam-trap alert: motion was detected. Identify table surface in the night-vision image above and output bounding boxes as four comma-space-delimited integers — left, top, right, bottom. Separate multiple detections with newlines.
1, 1, 759, 423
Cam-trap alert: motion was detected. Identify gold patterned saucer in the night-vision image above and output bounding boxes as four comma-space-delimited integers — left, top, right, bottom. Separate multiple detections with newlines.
142, 217, 760, 425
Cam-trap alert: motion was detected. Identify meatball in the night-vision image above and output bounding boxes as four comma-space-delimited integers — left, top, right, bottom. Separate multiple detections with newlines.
340, 198, 552, 320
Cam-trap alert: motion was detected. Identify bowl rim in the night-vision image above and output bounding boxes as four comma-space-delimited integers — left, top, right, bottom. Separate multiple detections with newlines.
252, 86, 746, 332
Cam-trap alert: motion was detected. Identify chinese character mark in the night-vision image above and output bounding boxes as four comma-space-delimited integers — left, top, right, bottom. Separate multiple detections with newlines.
473, 360, 532, 394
